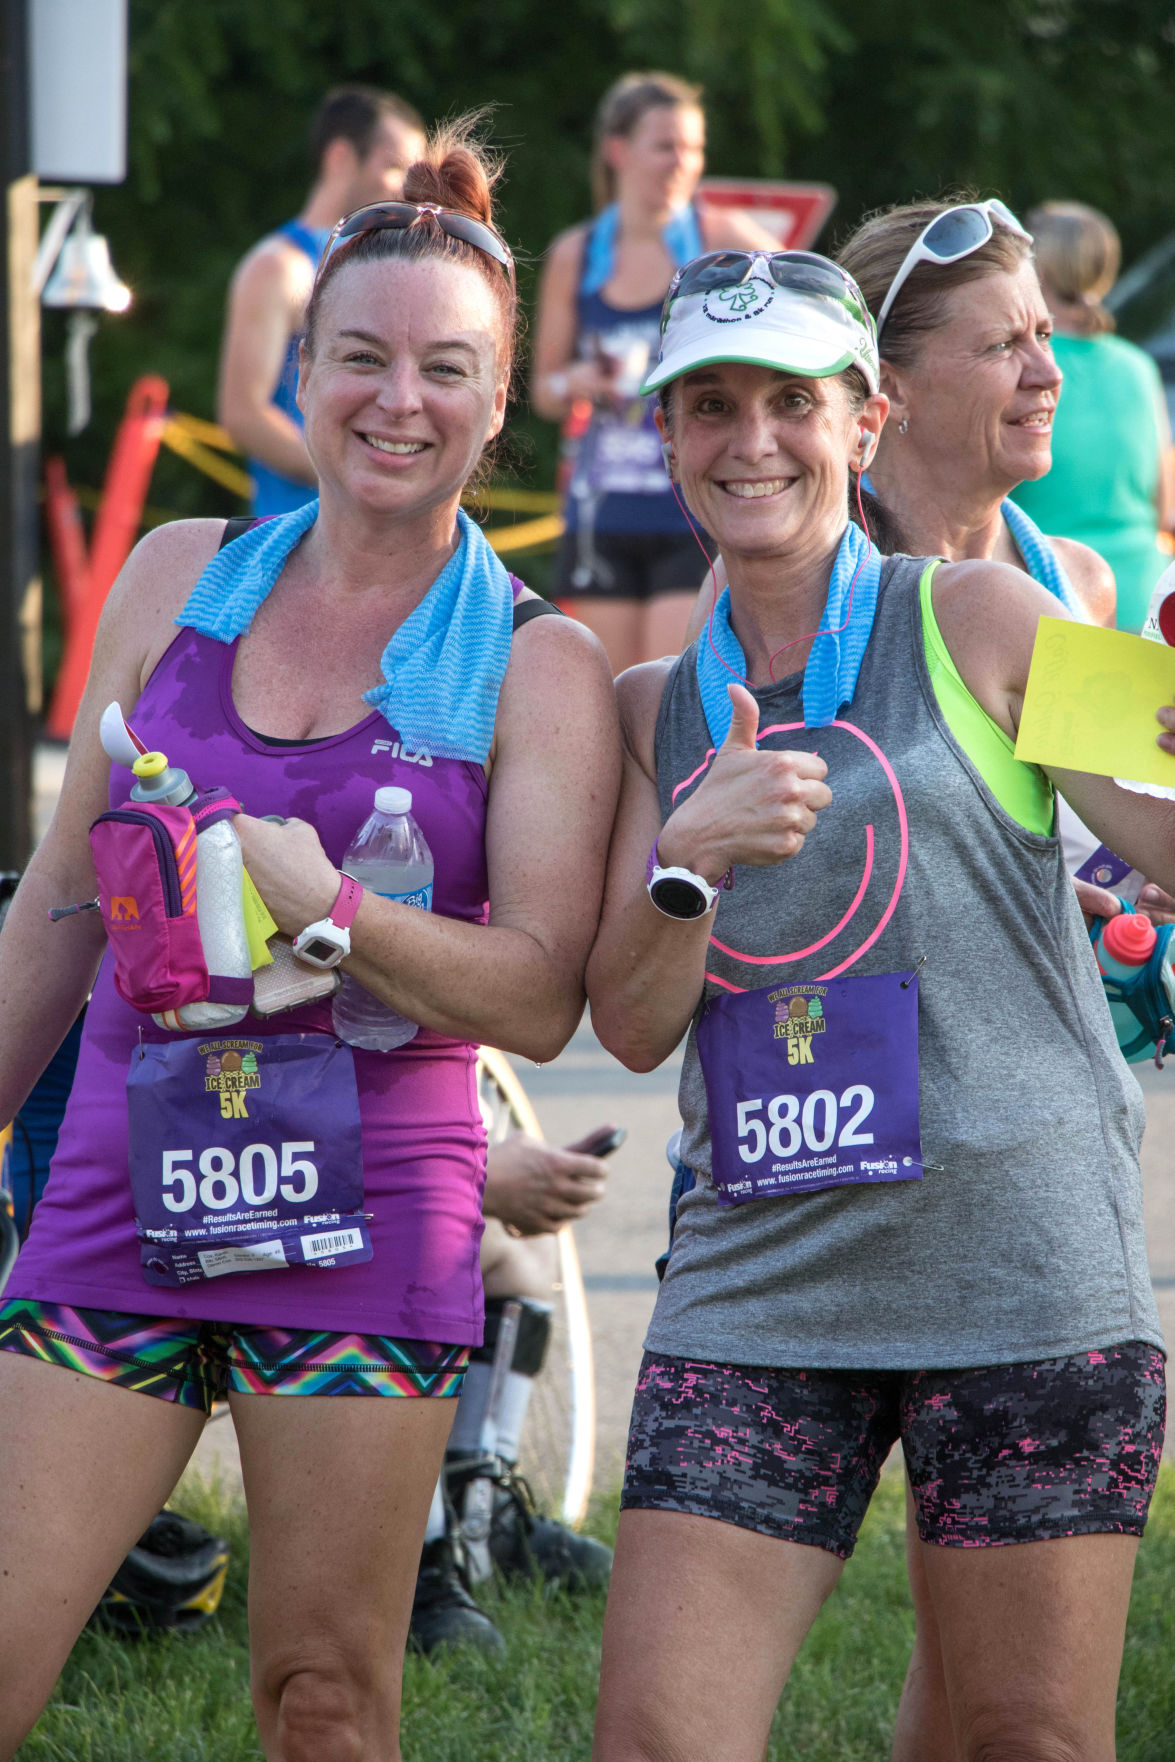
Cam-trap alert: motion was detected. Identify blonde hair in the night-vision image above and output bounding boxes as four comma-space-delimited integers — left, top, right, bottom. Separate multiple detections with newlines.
1026, 201, 1120, 335
590, 72, 703, 210
837, 197, 1033, 367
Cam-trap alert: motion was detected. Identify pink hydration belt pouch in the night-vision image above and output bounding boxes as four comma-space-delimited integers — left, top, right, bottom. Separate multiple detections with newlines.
89, 788, 248, 1014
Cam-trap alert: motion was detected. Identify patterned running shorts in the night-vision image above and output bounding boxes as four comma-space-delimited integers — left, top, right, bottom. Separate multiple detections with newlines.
621, 1344, 1166, 1558
0, 1298, 469, 1415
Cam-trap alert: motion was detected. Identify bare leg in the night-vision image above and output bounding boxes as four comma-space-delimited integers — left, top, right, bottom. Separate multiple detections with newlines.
556, 597, 643, 676
236, 1390, 455, 1762
892, 1478, 957, 1762
922, 1530, 1138, 1762
0, 1352, 205, 1757
641, 591, 701, 665
593, 1508, 843, 1762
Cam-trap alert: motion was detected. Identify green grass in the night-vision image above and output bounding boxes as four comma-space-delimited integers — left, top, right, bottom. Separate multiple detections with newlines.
18, 1466, 1175, 1760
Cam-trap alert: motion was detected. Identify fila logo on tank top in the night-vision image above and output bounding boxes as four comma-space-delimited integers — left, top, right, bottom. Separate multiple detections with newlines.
666, 531, 925, 1205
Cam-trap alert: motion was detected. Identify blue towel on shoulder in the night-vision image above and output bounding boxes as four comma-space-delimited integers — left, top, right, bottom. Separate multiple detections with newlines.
1001, 497, 1082, 615
178, 502, 514, 764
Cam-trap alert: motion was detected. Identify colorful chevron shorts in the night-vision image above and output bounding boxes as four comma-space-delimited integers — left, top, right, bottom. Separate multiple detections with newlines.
0, 1298, 469, 1412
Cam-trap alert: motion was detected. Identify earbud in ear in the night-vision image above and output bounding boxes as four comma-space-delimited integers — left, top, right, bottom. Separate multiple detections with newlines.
661, 440, 676, 479
857, 429, 878, 471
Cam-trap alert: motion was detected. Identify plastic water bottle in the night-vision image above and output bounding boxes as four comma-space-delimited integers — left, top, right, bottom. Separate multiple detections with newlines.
131, 753, 252, 1031
1094, 912, 1158, 1047
333, 786, 434, 1051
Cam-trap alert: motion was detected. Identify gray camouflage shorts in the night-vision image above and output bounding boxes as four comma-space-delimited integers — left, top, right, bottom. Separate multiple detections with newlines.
621, 1343, 1165, 1558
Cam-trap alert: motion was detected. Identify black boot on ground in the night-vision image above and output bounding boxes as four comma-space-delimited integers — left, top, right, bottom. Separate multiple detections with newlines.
448, 1454, 613, 1592
409, 1533, 506, 1657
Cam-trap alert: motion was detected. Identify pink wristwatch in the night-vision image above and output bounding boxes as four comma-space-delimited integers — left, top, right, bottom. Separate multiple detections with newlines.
291, 873, 364, 969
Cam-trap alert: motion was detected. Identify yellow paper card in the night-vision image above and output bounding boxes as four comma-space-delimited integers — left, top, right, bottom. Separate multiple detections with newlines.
241, 867, 278, 970
1013, 618, 1175, 787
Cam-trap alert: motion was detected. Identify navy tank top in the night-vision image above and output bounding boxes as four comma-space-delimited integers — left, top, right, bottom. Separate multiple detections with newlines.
564, 206, 702, 539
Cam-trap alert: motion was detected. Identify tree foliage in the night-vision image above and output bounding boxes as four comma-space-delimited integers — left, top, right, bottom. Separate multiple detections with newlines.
47, 0, 1175, 521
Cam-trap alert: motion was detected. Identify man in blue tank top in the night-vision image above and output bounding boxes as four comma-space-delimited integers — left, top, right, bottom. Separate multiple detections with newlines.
217, 86, 426, 516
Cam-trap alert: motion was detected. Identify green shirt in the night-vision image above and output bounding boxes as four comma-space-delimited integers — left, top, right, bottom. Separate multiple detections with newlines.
1014, 331, 1167, 631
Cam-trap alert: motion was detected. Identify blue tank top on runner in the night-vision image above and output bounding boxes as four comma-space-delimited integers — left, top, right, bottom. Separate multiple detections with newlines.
564, 205, 703, 539
248, 221, 330, 519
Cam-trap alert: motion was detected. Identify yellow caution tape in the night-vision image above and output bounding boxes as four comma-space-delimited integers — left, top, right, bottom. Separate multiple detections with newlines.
464, 485, 561, 514
160, 421, 254, 500
484, 513, 564, 555
166, 412, 241, 453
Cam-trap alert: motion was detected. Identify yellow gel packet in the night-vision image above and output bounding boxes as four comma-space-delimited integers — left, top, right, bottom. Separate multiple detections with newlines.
241, 867, 279, 969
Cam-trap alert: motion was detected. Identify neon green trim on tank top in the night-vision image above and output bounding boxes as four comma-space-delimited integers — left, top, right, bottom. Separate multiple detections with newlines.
919, 559, 1054, 836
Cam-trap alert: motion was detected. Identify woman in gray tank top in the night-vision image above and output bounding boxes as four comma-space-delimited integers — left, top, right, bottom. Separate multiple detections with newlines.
586, 246, 1175, 1761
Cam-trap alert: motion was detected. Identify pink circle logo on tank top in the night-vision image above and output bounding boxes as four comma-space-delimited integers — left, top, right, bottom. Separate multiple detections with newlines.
670, 718, 909, 990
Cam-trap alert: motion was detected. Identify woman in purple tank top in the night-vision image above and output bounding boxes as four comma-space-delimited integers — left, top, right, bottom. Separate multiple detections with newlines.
0, 121, 618, 1756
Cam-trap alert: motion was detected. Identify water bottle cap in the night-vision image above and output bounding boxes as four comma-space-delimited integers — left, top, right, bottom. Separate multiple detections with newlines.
375, 786, 412, 816
132, 751, 168, 779
1102, 911, 1156, 965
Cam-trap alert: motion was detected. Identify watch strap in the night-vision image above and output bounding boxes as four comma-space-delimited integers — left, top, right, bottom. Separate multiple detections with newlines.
330, 872, 363, 931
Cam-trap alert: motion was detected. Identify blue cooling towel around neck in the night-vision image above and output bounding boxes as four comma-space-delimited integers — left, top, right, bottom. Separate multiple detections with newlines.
580, 203, 705, 298
1001, 497, 1082, 615
695, 522, 883, 747
178, 502, 514, 764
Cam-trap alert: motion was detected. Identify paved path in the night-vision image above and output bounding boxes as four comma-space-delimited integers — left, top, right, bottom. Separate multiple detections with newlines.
30, 747, 1175, 1496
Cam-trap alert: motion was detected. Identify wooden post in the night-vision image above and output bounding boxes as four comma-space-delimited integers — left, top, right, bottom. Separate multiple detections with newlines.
0, 0, 41, 869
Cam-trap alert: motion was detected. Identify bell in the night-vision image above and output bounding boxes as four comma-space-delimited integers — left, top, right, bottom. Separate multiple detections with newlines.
42, 215, 131, 313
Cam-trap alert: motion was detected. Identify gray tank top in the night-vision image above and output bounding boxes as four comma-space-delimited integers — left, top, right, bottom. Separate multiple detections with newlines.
648, 554, 1160, 1370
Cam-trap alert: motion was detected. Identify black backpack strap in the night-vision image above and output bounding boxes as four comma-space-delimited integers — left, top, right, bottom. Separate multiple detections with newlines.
512, 598, 567, 631
219, 516, 264, 551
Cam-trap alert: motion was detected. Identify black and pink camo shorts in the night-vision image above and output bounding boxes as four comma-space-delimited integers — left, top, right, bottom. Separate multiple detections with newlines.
621, 1343, 1165, 1558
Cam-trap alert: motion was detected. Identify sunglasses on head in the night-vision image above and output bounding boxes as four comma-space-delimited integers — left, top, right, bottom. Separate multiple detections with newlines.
876, 200, 1032, 336
663, 250, 875, 336
314, 200, 516, 293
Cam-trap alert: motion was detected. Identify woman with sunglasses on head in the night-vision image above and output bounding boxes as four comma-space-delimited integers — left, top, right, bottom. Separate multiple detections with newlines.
1013, 200, 1175, 635
531, 72, 773, 676
831, 195, 1175, 1760
692, 200, 1173, 904
586, 243, 1174, 1761
0, 121, 618, 1759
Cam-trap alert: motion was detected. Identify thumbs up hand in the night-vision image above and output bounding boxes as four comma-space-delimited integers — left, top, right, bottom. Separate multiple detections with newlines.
657, 682, 832, 880
721, 681, 762, 754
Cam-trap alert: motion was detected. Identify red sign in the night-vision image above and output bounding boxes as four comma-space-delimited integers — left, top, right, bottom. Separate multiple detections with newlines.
698, 179, 837, 251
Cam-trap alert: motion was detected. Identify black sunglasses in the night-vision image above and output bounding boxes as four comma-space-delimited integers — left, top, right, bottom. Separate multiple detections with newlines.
664, 250, 874, 337
316, 201, 516, 291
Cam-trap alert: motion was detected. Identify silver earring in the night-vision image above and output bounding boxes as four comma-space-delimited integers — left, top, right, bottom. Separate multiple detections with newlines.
898, 417, 909, 436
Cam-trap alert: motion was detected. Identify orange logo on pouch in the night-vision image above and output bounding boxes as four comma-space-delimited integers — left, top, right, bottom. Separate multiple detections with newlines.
110, 896, 140, 923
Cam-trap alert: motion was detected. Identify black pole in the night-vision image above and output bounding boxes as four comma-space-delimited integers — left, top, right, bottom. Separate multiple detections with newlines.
0, 0, 40, 870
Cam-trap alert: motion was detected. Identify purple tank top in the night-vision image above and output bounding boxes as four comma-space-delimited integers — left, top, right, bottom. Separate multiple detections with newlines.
8, 626, 499, 1341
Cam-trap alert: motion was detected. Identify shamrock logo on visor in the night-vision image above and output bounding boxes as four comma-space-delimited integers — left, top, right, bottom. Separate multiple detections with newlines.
717, 284, 762, 314
702, 277, 776, 324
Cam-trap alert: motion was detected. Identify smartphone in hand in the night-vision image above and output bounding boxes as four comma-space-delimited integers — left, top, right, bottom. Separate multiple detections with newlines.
565, 1124, 627, 1158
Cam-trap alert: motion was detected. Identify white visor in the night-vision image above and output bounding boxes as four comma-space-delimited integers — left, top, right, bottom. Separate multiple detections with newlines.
642, 275, 880, 397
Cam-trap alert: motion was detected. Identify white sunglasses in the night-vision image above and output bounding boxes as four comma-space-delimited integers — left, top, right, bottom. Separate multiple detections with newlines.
876, 200, 1033, 337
